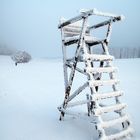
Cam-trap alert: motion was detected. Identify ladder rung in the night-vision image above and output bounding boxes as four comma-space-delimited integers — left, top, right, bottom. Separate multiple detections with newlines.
64, 35, 102, 46
67, 91, 123, 107
99, 115, 129, 128
107, 127, 134, 140
86, 67, 117, 74
93, 91, 123, 100
84, 54, 114, 61
94, 103, 126, 115
85, 36, 103, 45
89, 79, 119, 87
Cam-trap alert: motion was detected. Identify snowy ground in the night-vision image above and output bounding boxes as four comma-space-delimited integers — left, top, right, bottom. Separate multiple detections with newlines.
0, 55, 139, 140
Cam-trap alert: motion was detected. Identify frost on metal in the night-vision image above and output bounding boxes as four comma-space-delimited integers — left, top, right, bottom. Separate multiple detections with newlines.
58, 9, 133, 140
11, 51, 31, 66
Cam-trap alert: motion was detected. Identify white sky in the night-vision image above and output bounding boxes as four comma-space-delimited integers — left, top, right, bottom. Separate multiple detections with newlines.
0, 0, 140, 58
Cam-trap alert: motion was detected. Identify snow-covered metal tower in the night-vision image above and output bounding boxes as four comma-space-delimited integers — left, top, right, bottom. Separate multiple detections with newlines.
58, 9, 133, 140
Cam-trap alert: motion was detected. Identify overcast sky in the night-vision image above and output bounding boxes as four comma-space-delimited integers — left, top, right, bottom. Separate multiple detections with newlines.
0, 0, 140, 58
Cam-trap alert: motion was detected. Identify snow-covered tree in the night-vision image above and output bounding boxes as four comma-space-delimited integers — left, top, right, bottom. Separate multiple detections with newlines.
11, 51, 31, 66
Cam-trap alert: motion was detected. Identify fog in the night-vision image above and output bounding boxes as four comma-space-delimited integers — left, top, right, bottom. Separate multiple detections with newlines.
0, 0, 140, 58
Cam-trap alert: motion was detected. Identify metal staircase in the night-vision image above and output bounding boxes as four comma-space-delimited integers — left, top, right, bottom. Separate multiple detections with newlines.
58, 9, 134, 140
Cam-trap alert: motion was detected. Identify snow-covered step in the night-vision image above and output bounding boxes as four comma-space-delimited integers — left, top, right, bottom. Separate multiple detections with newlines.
99, 115, 129, 128
84, 54, 114, 61
93, 91, 123, 100
89, 79, 119, 87
85, 36, 104, 45
66, 91, 123, 107
85, 67, 117, 74
94, 103, 126, 115
106, 127, 134, 140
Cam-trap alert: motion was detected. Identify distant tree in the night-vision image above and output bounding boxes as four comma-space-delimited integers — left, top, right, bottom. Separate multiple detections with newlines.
109, 47, 140, 59
0, 46, 17, 55
138, 47, 140, 58
11, 51, 31, 66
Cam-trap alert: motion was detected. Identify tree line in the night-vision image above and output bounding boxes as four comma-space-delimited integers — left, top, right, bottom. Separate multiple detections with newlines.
93, 47, 140, 59
109, 47, 140, 59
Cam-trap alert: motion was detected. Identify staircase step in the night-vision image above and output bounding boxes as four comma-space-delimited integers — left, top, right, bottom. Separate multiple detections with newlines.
99, 115, 129, 128
86, 67, 117, 74
84, 54, 114, 61
94, 103, 126, 115
85, 36, 103, 45
89, 79, 119, 87
106, 127, 134, 140
93, 91, 123, 100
